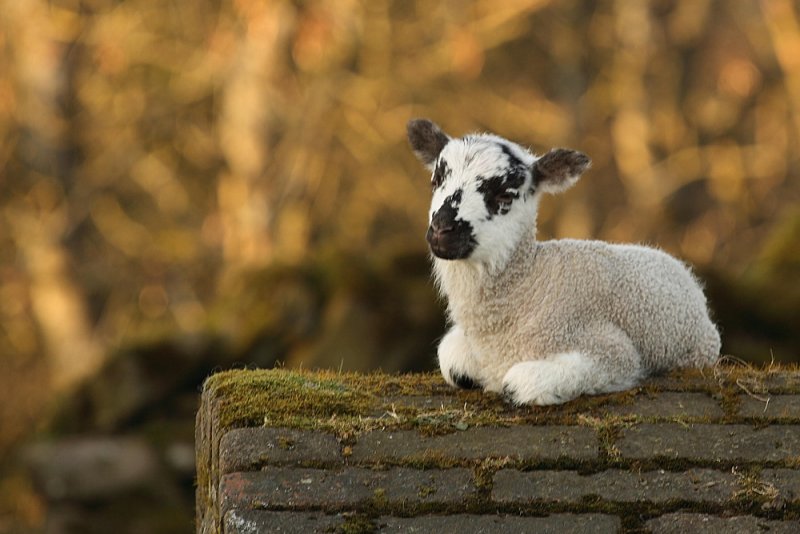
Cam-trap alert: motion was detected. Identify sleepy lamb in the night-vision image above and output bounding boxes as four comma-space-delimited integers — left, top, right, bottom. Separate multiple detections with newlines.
407, 119, 721, 406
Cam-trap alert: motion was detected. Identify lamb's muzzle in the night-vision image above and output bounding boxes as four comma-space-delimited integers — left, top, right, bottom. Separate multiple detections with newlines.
426, 195, 477, 260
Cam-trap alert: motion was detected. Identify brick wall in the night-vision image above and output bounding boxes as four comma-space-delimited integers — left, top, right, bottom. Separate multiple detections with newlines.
196, 366, 800, 533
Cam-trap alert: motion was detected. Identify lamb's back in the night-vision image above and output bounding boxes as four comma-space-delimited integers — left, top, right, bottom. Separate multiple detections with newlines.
530, 239, 720, 370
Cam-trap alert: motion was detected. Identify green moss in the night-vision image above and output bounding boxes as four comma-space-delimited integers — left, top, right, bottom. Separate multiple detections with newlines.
204, 369, 377, 431
335, 514, 377, 534
372, 488, 387, 507
417, 484, 436, 498
277, 435, 296, 450
576, 413, 636, 463
473, 457, 514, 492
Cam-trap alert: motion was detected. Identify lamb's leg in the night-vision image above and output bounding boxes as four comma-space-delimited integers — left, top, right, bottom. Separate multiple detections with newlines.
502, 327, 643, 406
438, 325, 482, 389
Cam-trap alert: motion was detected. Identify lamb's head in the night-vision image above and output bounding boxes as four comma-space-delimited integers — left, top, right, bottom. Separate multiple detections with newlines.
407, 119, 591, 265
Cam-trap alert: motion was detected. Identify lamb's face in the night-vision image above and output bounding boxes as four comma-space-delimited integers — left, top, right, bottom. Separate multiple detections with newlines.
407, 119, 591, 265
426, 136, 537, 262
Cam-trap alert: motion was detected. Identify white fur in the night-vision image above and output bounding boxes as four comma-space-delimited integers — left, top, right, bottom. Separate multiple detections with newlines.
502, 353, 599, 406
420, 128, 721, 405
437, 325, 479, 388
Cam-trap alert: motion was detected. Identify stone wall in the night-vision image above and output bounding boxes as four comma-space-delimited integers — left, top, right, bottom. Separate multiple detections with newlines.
196, 366, 800, 533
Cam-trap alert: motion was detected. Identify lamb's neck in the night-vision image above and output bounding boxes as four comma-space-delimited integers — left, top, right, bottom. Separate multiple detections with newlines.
433, 227, 540, 325
433, 259, 485, 322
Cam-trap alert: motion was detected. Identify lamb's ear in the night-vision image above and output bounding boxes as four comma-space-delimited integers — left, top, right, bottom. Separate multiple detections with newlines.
407, 119, 450, 170
531, 148, 591, 194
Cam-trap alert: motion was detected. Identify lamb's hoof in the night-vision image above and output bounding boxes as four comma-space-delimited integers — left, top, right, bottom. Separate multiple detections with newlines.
450, 371, 481, 390
502, 384, 523, 406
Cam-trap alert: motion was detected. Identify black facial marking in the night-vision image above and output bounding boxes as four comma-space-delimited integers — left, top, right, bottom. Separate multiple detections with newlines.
432, 158, 451, 190
470, 143, 531, 216
448, 188, 463, 205
499, 145, 530, 186
477, 168, 527, 218
500, 143, 525, 169
427, 189, 477, 260
430, 189, 465, 232
478, 176, 512, 217
450, 371, 481, 390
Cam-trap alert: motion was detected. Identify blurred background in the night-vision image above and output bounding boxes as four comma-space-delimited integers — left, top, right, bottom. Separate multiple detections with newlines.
1, 0, 798, 531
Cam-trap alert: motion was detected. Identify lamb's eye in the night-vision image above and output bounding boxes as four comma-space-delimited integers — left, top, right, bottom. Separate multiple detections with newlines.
496, 192, 516, 205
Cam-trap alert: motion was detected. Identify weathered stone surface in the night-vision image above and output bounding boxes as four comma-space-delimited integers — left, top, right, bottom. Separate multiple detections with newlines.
223, 511, 622, 534
492, 468, 736, 504
220, 467, 476, 512
377, 513, 622, 533
617, 423, 800, 462
737, 395, 800, 418
198, 368, 800, 534
349, 426, 598, 463
219, 428, 342, 473
603, 392, 723, 419
642, 373, 718, 392
223, 510, 345, 533
646, 513, 800, 533
762, 468, 800, 503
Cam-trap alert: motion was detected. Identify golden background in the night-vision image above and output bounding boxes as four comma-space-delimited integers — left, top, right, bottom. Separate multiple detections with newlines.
1, 1, 799, 530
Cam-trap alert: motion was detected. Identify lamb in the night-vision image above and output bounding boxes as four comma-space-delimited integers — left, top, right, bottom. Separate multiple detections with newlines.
407, 119, 721, 406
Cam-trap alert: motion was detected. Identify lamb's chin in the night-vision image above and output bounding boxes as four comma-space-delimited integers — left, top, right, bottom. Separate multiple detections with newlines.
427, 233, 476, 260
430, 248, 472, 261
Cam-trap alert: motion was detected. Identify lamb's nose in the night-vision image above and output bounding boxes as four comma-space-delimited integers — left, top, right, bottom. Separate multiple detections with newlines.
430, 210, 456, 234
430, 219, 454, 234
426, 218, 454, 246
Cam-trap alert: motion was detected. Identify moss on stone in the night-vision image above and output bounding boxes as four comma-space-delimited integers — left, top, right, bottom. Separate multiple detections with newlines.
335, 514, 377, 534
203, 369, 376, 431
372, 487, 387, 505
198, 364, 800, 533
576, 413, 636, 462
732, 465, 781, 507
203, 364, 800, 457
200, 364, 800, 498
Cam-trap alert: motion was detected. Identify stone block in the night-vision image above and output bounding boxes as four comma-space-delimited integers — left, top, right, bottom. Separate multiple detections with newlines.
220, 467, 476, 512
223, 511, 623, 534
377, 513, 621, 533
646, 513, 800, 533
224, 510, 345, 533
603, 392, 723, 419
617, 423, 800, 462
737, 395, 800, 419
492, 468, 736, 504
219, 428, 342, 473
349, 426, 598, 463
